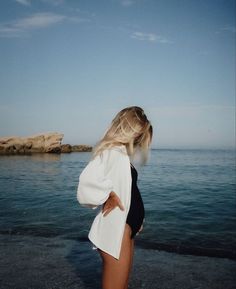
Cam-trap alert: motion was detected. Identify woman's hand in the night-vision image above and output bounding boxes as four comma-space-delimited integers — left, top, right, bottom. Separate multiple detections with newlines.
137, 224, 143, 235
102, 191, 124, 217
137, 218, 145, 235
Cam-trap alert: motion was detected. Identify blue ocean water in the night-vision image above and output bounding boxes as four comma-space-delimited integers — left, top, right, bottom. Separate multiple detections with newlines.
0, 149, 235, 259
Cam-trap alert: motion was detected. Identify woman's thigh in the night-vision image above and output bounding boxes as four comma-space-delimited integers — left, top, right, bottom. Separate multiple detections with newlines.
98, 224, 134, 289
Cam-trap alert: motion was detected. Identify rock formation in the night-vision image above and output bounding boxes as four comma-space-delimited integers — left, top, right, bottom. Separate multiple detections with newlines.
61, 144, 72, 153
60, 144, 92, 153
72, 145, 92, 152
0, 133, 64, 155
0, 133, 93, 155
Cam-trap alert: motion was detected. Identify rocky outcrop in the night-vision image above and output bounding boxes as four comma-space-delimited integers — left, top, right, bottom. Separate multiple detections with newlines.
0, 133, 63, 155
72, 145, 92, 152
61, 144, 72, 153
0, 133, 93, 155
60, 144, 92, 153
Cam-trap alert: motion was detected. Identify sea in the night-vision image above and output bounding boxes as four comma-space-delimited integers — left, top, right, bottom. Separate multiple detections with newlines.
0, 148, 236, 261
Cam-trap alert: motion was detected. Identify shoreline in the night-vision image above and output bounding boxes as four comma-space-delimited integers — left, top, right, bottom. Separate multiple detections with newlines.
0, 229, 236, 262
135, 239, 236, 261
2, 229, 235, 261
1, 234, 235, 289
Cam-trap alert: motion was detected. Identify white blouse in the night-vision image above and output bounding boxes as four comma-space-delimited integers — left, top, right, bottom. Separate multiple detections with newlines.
77, 145, 132, 259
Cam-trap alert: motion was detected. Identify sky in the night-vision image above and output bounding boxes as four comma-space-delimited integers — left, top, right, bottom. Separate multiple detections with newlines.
0, 0, 235, 149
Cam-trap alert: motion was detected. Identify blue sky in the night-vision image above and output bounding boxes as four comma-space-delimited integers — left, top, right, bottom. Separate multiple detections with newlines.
0, 0, 235, 149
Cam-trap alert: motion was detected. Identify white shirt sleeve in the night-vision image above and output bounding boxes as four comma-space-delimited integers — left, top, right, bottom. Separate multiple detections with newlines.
77, 152, 114, 209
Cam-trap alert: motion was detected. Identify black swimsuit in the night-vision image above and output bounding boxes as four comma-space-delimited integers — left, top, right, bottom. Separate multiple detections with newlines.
126, 163, 145, 239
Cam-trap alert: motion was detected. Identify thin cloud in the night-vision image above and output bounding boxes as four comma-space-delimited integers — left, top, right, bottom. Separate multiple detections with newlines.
40, 0, 64, 6
215, 25, 236, 34
14, 12, 65, 29
0, 12, 66, 37
220, 25, 236, 33
131, 31, 172, 43
15, 0, 31, 6
121, 0, 135, 6
69, 17, 91, 24
0, 26, 22, 38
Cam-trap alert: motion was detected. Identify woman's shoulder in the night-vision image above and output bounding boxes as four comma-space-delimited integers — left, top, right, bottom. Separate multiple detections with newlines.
90, 145, 129, 167
96, 145, 129, 166
102, 145, 128, 159
102, 145, 130, 175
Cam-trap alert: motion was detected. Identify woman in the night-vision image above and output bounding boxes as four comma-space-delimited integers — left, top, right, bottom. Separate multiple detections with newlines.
77, 106, 153, 289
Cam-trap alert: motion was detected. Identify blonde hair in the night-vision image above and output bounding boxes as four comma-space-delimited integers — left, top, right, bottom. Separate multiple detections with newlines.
92, 106, 153, 164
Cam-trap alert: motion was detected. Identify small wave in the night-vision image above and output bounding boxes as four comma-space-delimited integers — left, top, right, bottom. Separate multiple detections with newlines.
1, 228, 235, 261
135, 239, 236, 260
0, 227, 60, 238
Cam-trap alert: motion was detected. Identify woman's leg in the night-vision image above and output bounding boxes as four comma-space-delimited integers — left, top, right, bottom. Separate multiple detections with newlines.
124, 234, 134, 289
98, 224, 134, 289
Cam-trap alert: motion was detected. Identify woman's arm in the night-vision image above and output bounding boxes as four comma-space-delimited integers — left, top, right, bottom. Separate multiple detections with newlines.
102, 191, 124, 216
77, 152, 113, 208
77, 147, 127, 211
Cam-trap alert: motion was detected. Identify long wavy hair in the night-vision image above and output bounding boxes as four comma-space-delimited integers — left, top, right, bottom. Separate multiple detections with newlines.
92, 106, 153, 164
